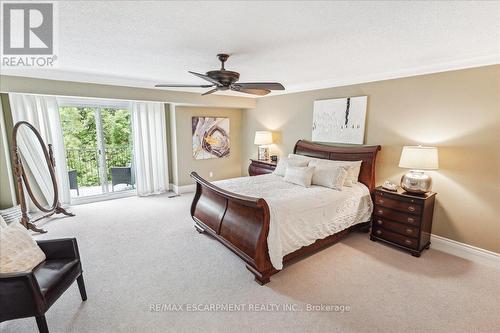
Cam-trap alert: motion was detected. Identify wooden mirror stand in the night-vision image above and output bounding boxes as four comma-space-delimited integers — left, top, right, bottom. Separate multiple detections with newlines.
12, 121, 75, 234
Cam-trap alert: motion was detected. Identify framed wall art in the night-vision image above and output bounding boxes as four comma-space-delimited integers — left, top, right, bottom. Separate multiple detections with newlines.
192, 117, 230, 159
312, 96, 367, 144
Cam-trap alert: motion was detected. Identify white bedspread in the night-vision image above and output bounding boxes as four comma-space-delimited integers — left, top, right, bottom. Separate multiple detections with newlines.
214, 174, 373, 269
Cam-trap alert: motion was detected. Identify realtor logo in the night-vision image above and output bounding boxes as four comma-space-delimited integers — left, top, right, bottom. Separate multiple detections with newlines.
1, 2, 57, 67
3, 3, 53, 54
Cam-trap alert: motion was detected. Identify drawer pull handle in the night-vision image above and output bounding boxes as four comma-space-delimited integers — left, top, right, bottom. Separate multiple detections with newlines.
377, 220, 383, 225
404, 239, 413, 245
377, 209, 383, 215
407, 217, 415, 223
378, 199, 384, 204
408, 206, 416, 212
376, 230, 382, 235
406, 228, 413, 234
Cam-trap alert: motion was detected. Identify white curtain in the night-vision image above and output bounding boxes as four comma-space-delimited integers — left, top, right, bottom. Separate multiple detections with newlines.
131, 102, 169, 196
9, 93, 71, 206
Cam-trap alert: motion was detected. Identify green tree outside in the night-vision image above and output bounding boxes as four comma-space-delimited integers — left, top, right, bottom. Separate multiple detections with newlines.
59, 107, 133, 187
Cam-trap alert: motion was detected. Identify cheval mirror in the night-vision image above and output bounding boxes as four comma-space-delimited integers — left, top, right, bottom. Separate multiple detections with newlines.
12, 121, 74, 233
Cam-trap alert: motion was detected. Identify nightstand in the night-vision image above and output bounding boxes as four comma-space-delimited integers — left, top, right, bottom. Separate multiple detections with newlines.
370, 186, 436, 257
248, 159, 277, 176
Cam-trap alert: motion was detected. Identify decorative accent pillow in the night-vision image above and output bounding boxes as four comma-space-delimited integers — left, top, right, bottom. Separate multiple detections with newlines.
309, 161, 348, 190
0, 223, 46, 274
273, 157, 309, 176
305, 158, 362, 186
337, 160, 362, 186
283, 166, 315, 187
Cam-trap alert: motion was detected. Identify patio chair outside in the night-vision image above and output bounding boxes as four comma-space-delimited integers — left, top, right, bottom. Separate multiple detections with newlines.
68, 170, 79, 196
110, 165, 135, 191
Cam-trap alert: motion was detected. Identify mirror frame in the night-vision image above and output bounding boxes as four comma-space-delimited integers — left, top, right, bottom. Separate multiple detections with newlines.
13, 121, 59, 212
12, 121, 74, 233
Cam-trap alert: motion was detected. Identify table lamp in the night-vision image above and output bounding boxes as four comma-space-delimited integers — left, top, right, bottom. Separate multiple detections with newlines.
254, 131, 273, 160
399, 145, 439, 194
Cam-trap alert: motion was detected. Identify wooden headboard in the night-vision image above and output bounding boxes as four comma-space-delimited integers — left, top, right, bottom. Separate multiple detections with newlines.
293, 140, 381, 191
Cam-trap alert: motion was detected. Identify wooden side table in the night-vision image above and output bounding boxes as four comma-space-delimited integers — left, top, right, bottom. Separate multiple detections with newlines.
370, 186, 436, 257
248, 159, 277, 176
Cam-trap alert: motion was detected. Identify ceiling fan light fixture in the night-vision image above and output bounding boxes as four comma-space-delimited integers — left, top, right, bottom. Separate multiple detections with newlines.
155, 54, 285, 96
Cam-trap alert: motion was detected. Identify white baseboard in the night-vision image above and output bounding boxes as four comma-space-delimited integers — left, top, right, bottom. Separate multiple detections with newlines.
431, 234, 500, 270
171, 184, 196, 195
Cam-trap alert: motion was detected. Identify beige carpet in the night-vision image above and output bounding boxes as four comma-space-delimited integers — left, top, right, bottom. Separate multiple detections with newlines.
1, 193, 499, 333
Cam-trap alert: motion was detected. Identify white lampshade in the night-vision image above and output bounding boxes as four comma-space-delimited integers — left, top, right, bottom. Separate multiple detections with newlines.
399, 146, 439, 170
254, 131, 273, 145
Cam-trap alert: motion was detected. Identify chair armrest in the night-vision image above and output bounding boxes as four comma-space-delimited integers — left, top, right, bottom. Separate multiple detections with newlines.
0, 272, 45, 319
37, 238, 80, 260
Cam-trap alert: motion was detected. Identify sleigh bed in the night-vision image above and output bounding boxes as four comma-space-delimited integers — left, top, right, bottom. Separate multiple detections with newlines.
190, 140, 381, 285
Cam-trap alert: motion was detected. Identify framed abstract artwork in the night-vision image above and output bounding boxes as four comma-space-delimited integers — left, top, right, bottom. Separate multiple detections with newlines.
312, 96, 367, 144
192, 117, 230, 159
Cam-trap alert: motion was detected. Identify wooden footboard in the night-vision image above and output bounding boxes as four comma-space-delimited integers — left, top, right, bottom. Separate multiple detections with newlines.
190, 172, 274, 284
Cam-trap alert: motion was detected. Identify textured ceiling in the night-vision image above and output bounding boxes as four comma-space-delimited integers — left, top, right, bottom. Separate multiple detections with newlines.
2, 1, 499, 96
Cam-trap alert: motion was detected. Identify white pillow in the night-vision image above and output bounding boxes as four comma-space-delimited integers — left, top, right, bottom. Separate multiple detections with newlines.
284, 166, 315, 187
310, 163, 348, 190
307, 159, 361, 186
0, 223, 46, 273
273, 157, 309, 176
338, 160, 362, 186
288, 153, 312, 162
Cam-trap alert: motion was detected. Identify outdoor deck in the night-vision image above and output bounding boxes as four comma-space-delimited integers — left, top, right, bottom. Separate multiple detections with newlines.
70, 183, 135, 198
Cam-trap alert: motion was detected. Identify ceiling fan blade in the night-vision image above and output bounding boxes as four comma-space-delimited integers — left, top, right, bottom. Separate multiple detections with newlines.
233, 82, 285, 90
232, 87, 271, 96
201, 88, 219, 96
155, 84, 214, 88
188, 71, 222, 86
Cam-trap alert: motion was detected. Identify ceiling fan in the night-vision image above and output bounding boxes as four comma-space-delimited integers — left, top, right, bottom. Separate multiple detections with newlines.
155, 54, 285, 96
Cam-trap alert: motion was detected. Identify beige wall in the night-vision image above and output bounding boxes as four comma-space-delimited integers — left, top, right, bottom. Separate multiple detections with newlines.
169, 105, 180, 186
242, 65, 500, 253
171, 106, 242, 186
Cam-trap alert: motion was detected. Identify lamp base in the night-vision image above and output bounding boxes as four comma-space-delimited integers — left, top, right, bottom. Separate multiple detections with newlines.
401, 170, 432, 194
258, 146, 270, 160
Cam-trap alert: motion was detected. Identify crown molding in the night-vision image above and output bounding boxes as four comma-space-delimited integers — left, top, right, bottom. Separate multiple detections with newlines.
1, 55, 498, 100
268, 54, 500, 97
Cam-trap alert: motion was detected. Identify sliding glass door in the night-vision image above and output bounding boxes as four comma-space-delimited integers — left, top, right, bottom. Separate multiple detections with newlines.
59, 100, 135, 202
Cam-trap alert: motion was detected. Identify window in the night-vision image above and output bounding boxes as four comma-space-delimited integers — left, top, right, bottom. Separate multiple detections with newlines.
57, 97, 135, 201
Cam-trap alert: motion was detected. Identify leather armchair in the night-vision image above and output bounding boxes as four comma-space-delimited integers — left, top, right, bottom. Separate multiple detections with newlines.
0, 238, 87, 333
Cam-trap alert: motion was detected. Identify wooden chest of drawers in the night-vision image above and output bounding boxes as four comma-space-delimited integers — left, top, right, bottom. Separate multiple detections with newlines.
248, 159, 277, 176
370, 186, 436, 257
